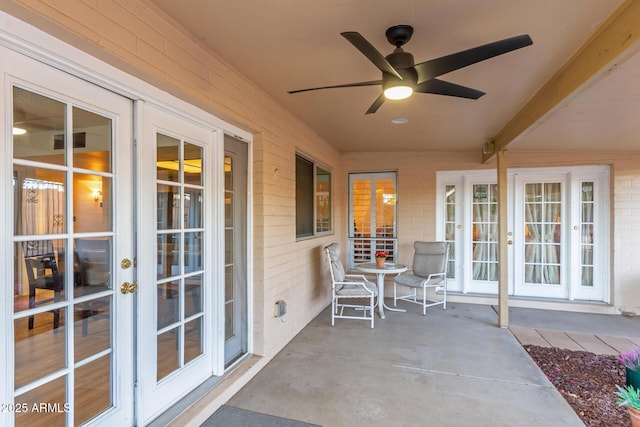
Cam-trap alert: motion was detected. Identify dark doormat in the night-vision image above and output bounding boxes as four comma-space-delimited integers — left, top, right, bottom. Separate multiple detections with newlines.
202, 405, 321, 427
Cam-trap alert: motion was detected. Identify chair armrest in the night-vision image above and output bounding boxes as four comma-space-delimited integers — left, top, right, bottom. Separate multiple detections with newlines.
344, 274, 369, 281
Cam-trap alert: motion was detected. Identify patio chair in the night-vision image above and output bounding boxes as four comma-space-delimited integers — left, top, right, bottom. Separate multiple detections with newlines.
393, 241, 449, 315
324, 243, 377, 328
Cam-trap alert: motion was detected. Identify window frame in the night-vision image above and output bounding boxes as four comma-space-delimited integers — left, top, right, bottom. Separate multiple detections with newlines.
295, 153, 332, 240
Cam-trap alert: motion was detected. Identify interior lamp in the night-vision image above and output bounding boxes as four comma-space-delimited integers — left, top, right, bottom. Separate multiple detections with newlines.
383, 84, 413, 100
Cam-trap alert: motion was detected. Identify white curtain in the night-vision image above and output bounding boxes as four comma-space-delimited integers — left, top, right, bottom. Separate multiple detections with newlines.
21, 178, 65, 257
524, 183, 561, 285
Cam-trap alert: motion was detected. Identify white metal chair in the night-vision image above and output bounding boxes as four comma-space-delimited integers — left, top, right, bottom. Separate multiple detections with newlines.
324, 243, 377, 328
393, 241, 449, 315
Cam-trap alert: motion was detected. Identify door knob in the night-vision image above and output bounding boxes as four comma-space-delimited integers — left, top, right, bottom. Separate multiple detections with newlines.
120, 281, 137, 294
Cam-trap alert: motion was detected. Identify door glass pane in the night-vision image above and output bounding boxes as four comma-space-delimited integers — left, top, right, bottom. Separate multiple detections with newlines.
524, 182, 561, 285
74, 237, 112, 295
75, 296, 111, 361
184, 142, 203, 185
15, 376, 67, 427
157, 184, 181, 230
157, 328, 180, 381
14, 168, 66, 236
72, 106, 112, 172
14, 308, 67, 389
73, 174, 112, 232
156, 134, 180, 182
13, 86, 66, 166
184, 318, 203, 364
472, 184, 498, 281
75, 355, 112, 425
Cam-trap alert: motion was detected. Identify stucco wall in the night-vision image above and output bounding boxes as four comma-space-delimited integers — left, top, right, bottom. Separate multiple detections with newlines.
0, 0, 341, 359
343, 150, 640, 315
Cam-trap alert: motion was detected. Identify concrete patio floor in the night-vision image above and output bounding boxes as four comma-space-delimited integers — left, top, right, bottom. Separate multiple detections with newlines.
216, 301, 640, 426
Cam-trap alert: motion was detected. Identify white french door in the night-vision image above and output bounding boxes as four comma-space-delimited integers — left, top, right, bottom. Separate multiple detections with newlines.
436, 166, 609, 302
136, 103, 218, 423
2, 47, 134, 426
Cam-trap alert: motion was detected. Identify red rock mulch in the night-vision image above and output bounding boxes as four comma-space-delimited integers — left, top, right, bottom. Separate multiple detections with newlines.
524, 345, 630, 427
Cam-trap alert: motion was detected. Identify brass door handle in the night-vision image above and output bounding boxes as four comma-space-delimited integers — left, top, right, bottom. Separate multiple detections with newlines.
120, 281, 137, 294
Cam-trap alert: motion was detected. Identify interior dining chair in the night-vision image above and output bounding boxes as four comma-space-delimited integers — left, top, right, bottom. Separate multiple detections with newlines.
25, 253, 63, 330
324, 242, 377, 328
393, 241, 449, 315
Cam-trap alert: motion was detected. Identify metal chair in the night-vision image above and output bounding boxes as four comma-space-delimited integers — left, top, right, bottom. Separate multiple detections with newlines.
324, 243, 377, 328
393, 241, 449, 315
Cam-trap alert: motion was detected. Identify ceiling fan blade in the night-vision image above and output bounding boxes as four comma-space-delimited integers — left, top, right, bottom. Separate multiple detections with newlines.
414, 34, 533, 82
288, 80, 382, 94
341, 32, 403, 80
415, 79, 485, 99
365, 94, 386, 115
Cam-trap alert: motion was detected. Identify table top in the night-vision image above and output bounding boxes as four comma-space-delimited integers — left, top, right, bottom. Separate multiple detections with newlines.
355, 262, 407, 274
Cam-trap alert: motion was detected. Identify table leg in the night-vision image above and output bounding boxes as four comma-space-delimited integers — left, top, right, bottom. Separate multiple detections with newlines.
376, 273, 386, 319
375, 273, 406, 318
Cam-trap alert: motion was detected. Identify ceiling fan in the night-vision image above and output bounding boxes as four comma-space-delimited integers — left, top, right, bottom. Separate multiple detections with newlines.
288, 25, 533, 114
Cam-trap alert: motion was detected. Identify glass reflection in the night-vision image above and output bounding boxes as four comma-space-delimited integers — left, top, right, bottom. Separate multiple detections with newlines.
73, 106, 112, 172
184, 188, 203, 229
184, 318, 203, 364
14, 308, 67, 389
75, 355, 112, 425
157, 184, 181, 230
14, 241, 67, 314
13, 86, 66, 166
74, 238, 112, 296
13, 167, 66, 236
73, 173, 112, 233
157, 280, 180, 329
157, 233, 180, 279
157, 328, 180, 381
15, 376, 67, 427
156, 134, 180, 182
75, 296, 111, 362
184, 142, 203, 186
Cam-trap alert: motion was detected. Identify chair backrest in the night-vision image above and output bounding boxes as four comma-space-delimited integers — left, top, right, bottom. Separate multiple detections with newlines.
412, 241, 448, 278
24, 253, 62, 290
324, 243, 346, 282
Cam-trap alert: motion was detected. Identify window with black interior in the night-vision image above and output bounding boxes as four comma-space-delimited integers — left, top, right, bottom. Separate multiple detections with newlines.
296, 154, 332, 239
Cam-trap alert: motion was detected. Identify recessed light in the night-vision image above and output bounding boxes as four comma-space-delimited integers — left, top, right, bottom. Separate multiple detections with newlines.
391, 118, 408, 124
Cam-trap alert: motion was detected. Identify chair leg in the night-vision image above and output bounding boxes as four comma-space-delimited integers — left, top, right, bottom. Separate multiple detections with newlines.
422, 286, 427, 316
443, 284, 447, 310
331, 297, 335, 326
370, 295, 374, 328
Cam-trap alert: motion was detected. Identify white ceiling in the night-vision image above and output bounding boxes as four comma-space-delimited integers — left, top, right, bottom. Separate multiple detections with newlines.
150, 0, 639, 154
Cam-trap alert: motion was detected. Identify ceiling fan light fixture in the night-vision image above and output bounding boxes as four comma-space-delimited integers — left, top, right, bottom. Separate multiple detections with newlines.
383, 85, 413, 100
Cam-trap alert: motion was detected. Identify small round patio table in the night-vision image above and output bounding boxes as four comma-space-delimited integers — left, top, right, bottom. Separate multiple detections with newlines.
355, 262, 407, 319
